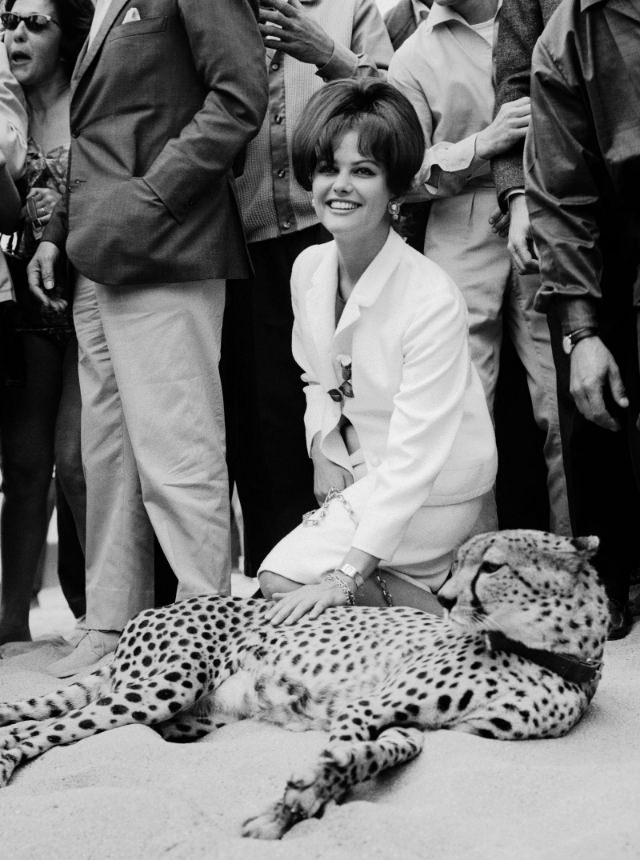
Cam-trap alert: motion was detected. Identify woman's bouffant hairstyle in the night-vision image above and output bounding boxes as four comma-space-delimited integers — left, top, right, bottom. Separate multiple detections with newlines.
5, 0, 94, 74
292, 79, 425, 198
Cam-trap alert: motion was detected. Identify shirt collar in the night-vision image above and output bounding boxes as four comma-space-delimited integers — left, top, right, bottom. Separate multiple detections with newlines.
411, 0, 431, 25
424, 0, 501, 34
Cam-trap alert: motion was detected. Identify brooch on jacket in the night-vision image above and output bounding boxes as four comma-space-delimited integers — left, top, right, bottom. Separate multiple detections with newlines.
328, 354, 353, 403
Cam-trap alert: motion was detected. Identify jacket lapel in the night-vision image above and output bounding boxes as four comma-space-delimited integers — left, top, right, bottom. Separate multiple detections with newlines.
306, 242, 342, 390
334, 230, 402, 350
72, 0, 130, 91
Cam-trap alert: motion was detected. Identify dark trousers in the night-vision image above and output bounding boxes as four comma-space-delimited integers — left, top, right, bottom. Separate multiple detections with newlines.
221, 225, 330, 576
549, 310, 640, 604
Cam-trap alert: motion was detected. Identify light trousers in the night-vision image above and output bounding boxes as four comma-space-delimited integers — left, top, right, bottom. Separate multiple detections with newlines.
425, 186, 570, 536
73, 274, 230, 631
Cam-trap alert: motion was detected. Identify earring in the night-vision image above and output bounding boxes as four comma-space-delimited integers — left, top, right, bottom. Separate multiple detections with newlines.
388, 200, 401, 220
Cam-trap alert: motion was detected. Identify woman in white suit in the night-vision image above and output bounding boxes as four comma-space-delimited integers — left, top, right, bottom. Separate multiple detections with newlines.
260, 79, 497, 624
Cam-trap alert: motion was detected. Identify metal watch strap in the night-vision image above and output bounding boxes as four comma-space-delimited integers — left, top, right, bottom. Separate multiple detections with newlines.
337, 563, 365, 590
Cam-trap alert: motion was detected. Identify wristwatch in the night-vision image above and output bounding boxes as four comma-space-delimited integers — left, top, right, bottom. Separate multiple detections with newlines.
337, 563, 365, 591
562, 326, 599, 355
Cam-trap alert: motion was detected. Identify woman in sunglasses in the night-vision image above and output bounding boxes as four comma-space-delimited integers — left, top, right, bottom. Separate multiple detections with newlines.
0, 0, 93, 645
259, 79, 497, 625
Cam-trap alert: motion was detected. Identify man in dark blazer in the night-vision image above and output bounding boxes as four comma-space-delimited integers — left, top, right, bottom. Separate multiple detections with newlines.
28, 0, 268, 675
493, 0, 639, 638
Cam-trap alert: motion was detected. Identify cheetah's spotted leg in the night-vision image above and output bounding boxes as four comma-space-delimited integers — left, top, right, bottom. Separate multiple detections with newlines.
0, 667, 111, 727
154, 713, 224, 742
241, 726, 424, 839
0, 748, 21, 786
0, 674, 202, 788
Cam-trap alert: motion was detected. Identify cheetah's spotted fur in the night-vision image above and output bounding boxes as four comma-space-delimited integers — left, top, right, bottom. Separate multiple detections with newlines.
0, 530, 609, 838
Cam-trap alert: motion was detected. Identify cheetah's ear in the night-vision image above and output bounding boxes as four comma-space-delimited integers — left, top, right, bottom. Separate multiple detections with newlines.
570, 535, 599, 559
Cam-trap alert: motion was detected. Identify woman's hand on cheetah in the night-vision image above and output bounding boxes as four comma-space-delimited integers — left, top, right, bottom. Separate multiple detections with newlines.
266, 581, 349, 625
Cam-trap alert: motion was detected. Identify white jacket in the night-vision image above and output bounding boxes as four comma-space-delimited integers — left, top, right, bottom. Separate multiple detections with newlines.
291, 228, 497, 560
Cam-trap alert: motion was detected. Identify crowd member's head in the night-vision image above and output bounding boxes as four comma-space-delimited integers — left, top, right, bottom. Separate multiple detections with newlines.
2, 0, 93, 90
293, 78, 424, 200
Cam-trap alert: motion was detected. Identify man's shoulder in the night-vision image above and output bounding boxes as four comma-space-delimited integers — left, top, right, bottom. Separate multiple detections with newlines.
390, 18, 430, 68
538, 0, 581, 53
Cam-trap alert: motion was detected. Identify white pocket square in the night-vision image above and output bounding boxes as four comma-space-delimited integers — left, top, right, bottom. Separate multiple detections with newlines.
122, 7, 141, 23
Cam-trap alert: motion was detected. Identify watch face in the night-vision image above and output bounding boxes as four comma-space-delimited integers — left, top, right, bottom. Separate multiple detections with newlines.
562, 335, 573, 355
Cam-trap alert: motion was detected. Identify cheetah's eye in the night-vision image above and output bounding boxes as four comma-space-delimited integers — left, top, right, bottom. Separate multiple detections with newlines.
479, 560, 505, 574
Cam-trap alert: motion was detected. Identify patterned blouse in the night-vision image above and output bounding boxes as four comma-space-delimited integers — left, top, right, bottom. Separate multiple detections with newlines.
14, 137, 71, 336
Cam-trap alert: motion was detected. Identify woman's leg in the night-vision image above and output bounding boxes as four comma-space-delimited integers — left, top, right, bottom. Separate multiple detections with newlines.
0, 333, 63, 644
258, 483, 480, 616
54, 334, 87, 618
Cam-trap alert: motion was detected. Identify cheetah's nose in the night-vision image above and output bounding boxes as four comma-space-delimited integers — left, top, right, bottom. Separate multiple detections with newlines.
437, 593, 456, 612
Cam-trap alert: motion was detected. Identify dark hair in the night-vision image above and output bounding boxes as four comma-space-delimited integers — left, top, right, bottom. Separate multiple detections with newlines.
5, 0, 94, 74
292, 79, 425, 198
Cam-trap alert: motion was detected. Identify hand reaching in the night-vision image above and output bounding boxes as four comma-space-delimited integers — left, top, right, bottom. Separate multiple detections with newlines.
259, 0, 334, 67
26, 241, 65, 312
25, 187, 61, 228
570, 336, 628, 431
505, 194, 539, 275
476, 97, 531, 160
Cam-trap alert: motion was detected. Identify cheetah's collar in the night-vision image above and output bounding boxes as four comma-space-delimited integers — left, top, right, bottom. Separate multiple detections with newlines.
487, 631, 603, 686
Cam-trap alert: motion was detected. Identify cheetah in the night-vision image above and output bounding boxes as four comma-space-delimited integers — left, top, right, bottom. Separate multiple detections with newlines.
0, 529, 608, 839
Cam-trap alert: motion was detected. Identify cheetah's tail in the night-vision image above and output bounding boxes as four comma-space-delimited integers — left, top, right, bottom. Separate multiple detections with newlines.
0, 665, 112, 727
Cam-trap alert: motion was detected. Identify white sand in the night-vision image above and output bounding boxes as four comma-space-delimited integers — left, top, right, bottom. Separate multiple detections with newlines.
0, 596, 639, 860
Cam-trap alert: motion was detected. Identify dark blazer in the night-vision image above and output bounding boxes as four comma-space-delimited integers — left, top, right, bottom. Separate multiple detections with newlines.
491, 0, 559, 210
45, 0, 267, 286
384, 0, 431, 50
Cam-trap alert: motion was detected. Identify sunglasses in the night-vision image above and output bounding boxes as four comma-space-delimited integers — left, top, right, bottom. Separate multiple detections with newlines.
0, 12, 60, 32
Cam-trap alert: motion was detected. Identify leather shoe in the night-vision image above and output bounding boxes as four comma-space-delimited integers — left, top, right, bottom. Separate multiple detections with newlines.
607, 600, 633, 641
47, 629, 120, 678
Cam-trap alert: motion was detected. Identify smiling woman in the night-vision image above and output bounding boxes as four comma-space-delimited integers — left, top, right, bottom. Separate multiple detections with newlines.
257, 79, 497, 626
0, 0, 94, 646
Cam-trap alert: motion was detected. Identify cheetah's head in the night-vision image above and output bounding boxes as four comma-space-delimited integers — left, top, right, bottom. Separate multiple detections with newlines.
437, 529, 609, 660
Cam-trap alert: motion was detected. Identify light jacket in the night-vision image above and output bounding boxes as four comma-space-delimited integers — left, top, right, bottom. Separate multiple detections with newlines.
291, 229, 497, 559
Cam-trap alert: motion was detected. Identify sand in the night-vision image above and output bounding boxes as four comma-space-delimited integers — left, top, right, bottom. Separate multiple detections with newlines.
0, 597, 639, 860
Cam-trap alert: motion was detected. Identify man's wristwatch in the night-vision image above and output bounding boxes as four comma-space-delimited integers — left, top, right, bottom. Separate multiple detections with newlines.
562, 326, 599, 355
336, 563, 365, 591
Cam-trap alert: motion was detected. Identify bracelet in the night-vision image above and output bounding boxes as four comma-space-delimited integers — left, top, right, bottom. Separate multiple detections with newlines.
321, 571, 355, 606
336, 562, 365, 591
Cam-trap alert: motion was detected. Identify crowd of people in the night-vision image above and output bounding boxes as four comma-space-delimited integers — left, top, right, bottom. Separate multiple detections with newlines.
0, 0, 637, 675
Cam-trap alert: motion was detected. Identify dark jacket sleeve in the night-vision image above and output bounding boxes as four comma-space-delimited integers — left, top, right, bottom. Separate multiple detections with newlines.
525, 38, 600, 328
491, 0, 545, 210
384, 0, 416, 50
142, 0, 268, 223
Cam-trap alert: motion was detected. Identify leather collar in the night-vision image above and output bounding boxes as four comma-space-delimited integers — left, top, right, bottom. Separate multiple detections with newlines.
487, 631, 603, 686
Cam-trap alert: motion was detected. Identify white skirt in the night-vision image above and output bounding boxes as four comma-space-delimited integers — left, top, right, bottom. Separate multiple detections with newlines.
258, 467, 483, 594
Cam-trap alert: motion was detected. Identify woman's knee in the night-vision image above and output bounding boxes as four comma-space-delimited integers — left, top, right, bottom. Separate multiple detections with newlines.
258, 570, 299, 599
55, 442, 84, 498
